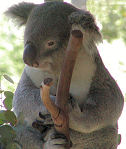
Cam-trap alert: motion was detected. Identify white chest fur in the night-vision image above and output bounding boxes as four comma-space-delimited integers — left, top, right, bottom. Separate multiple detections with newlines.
26, 50, 96, 104
70, 50, 96, 105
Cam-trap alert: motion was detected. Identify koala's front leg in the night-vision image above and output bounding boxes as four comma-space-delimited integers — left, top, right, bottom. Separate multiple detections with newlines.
68, 87, 123, 134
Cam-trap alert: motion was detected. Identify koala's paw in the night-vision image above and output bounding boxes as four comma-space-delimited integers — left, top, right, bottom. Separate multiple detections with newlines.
39, 112, 53, 125
43, 132, 71, 149
32, 113, 53, 135
68, 11, 97, 31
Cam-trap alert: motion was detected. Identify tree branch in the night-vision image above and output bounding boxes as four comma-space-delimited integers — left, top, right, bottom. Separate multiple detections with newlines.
44, 0, 63, 2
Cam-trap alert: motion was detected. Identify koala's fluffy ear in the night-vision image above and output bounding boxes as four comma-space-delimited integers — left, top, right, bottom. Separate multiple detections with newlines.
68, 11, 102, 43
68, 10, 102, 55
5, 2, 36, 26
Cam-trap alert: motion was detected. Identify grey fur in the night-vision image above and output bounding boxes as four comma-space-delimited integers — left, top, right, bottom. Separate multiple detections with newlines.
5, 2, 36, 26
5, 1, 124, 149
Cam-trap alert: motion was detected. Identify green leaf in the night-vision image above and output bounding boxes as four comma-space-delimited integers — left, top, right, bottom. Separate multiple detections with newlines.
3, 91, 13, 110
4, 91, 14, 98
6, 142, 22, 149
0, 110, 17, 126
0, 125, 16, 145
3, 97, 12, 110
0, 89, 4, 93
0, 110, 7, 125
3, 74, 14, 84
4, 110, 17, 126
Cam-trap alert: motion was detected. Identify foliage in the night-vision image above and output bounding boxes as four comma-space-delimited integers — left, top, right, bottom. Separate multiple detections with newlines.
0, 75, 21, 149
0, 16, 24, 84
87, 0, 126, 43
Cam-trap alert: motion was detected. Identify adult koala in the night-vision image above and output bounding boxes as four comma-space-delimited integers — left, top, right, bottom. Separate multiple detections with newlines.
5, 1, 124, 149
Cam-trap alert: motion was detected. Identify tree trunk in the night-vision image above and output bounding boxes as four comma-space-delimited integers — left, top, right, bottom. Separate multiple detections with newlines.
44, 0, 63, 2
71, 0, 87, 9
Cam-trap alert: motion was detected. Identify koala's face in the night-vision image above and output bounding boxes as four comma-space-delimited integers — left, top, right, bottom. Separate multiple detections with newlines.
22, 2, 76, 73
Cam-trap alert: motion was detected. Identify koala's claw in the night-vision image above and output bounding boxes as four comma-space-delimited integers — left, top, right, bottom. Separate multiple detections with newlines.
50, 133, 73, 147
39, 112, 54, 125
50, 132, 67, 140
39, 112, 46, 120
32, 120, 48, 133
39, 112, 51, 120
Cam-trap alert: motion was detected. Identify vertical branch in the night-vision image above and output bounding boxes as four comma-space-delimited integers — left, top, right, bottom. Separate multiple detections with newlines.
71, 0, 87, 10
56, 30, 83, 109
44, 0, 63, 2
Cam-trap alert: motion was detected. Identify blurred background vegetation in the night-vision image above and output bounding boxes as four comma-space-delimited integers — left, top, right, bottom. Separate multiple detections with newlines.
0, 16, 24, 92
0, 0, 126, 99
87, 0, 126, 43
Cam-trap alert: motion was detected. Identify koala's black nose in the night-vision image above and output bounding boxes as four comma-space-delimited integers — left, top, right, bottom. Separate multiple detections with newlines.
23, 43, 37, 66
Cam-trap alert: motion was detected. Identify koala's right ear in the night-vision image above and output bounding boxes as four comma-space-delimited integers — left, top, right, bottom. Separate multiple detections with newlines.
5, 2, 36, 26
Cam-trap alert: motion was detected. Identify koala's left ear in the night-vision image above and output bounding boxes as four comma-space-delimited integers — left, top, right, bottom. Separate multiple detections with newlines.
5, 2, 37, 26
68, 10, 102, 44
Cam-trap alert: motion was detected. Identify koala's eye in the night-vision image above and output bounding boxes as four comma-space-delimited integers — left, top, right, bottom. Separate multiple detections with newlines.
45, 40, 57, 50
45, 40, 56, 49
48, 41, 55, 46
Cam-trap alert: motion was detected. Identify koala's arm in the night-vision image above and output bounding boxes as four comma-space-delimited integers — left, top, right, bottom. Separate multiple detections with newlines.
69, 61, 124, 134
13, 67, 49, 126
69, 90, 123, 134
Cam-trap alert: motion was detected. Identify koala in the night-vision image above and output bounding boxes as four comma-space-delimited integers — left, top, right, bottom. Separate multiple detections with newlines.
5, 1, 124, 149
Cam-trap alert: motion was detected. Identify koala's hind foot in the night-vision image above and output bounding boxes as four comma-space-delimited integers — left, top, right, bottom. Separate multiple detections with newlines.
43, 130, 72, 149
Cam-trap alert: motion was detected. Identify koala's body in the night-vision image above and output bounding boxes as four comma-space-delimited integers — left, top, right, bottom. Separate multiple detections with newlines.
6, 1, 124, 149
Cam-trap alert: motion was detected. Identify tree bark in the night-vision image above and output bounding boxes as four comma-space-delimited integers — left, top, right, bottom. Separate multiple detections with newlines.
71, 0, 87, 9
44, 0, 63, 2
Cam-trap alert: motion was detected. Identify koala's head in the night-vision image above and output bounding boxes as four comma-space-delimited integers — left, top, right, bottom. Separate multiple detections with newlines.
5, 2, 77, 73
5, 1, 102, 74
